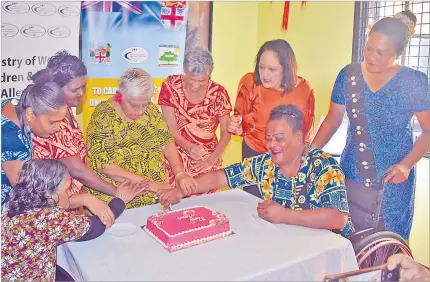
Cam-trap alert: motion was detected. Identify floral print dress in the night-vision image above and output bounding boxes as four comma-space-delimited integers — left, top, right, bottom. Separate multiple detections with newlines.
1, 207, 90, 281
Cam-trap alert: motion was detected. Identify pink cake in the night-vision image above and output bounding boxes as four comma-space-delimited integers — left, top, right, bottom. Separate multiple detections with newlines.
144, 206, 232, 252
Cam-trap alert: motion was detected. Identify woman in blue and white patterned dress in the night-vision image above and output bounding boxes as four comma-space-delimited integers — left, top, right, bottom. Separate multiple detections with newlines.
312, 10, 430, 239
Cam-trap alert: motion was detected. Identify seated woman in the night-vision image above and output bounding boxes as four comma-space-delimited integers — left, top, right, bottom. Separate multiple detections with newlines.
158, 105, 354, 236
226, 39, 316, 198
1, 78, 67, 206
158, 46, 232, 193
1, 159, 137, 281
86, 68, 196, 208
31, 51, 128, 223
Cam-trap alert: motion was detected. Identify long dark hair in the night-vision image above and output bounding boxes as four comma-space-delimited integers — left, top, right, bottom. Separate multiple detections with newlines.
6, 159, 68, 218
254, 39, 298, 95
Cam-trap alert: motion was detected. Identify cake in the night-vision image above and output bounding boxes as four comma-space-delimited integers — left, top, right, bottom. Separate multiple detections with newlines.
144, 206, 232, 252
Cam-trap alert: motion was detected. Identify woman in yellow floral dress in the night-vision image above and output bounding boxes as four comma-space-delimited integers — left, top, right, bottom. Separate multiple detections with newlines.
85, 68, 196, 208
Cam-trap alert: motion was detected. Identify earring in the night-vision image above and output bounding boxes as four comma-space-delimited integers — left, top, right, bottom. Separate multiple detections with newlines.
25, 121, 32, 134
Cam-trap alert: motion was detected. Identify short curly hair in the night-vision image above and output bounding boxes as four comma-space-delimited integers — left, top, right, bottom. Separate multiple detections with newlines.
6, 159, 68, 218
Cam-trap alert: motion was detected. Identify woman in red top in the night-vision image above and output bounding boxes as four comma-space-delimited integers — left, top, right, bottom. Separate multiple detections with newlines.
158, 47, 232, 194
31, 51, 139, 224
227, 39, 315, 197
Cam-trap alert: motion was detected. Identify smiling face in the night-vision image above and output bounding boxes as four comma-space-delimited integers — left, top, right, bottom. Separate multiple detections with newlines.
258, 50, 283, 90
364, 32, 399, 74
265, 119, 303, 166
62, 76, 87, 107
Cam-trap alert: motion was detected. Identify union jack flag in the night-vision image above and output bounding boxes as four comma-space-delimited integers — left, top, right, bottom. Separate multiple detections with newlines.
81, 1, 142, 14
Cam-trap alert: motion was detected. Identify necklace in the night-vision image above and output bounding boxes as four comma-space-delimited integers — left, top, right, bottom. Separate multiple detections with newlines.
271, 145, 310, 207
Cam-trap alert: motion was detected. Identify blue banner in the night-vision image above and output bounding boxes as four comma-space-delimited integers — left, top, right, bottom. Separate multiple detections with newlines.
81, 1, 187, 78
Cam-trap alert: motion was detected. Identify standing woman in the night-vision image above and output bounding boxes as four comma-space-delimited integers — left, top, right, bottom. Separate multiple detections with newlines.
227, 39, 315, 197
312, 11, 430, 239
158, 47, 232, 194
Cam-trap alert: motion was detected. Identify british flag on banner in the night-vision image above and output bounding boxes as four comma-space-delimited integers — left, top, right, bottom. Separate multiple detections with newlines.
81, 1, 143, 14
160, 1, 187, 29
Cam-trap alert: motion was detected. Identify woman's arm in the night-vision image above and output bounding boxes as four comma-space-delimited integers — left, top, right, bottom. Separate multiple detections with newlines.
61, 155, 116, 196
400, 111, 430, 168
385, 110, 430, 183
163, 142, 185, 176
205, 115, 231, 164
282, 207, 348, 230
303, 90, 316, 144
232, 73, 256, 136
311, 102, 346, 149
2, 160, 25, 186
100, 164, 148, 184
77, 197, 125, 241
160, 105, 195, 152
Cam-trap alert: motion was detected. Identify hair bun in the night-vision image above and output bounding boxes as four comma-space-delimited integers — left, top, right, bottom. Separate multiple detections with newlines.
46, 50, 70, 69
394, 10, 417, 37
30, 68, 55, 84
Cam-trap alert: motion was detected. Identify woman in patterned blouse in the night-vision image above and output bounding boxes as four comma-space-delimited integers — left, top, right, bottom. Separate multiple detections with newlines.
1, 159, 138, 281
31, 51, 130, 226
1, 78, 67, 206
158, 105, 354, 236
158, 47, 232, 193
312, 10, 430, 239
86, 68, 197, 209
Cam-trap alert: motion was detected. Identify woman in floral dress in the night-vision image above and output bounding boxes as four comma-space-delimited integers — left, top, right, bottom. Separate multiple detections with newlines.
1, 159, 138, 281
159, 47, 232, 194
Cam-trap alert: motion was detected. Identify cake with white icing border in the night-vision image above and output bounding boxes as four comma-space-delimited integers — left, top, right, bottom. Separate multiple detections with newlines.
144, 206, 232, 252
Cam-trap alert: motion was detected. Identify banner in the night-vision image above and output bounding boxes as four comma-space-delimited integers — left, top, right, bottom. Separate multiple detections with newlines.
1, 1, 81, 105
81, 1, 188, 132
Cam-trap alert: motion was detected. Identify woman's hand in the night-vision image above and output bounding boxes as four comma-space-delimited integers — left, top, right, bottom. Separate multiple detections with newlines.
227, 115, 243, 135
175, 172, 197, 196
189, 145, 207, 161
115, 180, 138, 204
84, 195, 115, 228
147, 182, 173, 193
384, 163, 411, 184
387, 254, 430, 281
157, 187, 184, 208
257, 200, 287, 224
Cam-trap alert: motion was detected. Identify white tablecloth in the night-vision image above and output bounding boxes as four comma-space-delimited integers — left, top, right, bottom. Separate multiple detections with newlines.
57, 189, 358, 281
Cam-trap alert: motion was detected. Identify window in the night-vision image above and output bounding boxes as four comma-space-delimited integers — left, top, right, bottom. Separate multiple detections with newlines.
352, 1, 430, 80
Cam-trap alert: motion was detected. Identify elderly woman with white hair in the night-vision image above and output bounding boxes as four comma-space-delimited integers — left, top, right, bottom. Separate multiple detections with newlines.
86, 68, 196, 208
158, 46, 232, 194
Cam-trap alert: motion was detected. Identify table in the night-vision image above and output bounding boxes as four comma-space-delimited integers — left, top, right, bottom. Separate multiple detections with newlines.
57, 189, 358, 281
